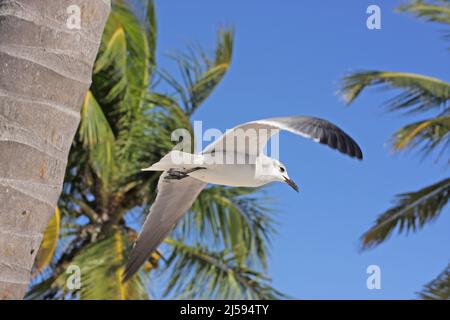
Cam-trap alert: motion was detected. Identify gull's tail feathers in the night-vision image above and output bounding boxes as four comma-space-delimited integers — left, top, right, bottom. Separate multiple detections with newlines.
142, 151, 204, 171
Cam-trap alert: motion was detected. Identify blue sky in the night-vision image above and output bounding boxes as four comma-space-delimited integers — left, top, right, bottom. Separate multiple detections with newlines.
153, 0, 449, 299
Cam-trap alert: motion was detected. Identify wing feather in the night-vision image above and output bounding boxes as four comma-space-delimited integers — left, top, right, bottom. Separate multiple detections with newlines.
123, 173, 206, 281
203, 116, 363, 160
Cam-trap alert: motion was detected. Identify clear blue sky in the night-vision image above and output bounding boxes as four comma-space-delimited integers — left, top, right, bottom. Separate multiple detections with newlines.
153, 0, 449, 299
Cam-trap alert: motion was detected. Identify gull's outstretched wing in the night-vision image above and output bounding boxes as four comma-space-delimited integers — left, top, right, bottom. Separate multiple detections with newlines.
203, 116, 363, 160
123, 173, 206, 281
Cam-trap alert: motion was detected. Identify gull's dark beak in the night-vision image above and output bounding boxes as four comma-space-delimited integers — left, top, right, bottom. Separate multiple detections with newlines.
284, 177, 299, 192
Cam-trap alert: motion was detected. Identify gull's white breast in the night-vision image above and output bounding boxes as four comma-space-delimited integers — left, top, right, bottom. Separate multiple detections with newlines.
189, 152, 269, 187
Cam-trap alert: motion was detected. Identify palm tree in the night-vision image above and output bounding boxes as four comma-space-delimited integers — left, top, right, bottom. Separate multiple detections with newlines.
340, 0, 450, 299
26, 0, 283, 300
0, 0, 110, 299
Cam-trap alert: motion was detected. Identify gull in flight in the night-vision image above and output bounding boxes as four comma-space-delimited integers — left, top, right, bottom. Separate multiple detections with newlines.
123, 116, 363, 281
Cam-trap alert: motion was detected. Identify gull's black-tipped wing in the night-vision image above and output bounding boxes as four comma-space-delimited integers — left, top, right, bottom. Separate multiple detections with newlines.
123, 174, 206, 281
203, 116, 363, 160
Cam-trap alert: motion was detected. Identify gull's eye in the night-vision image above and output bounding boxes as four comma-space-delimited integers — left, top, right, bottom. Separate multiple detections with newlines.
279, 166, 285, 173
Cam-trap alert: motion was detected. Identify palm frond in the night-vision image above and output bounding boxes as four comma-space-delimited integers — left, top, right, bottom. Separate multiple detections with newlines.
95, 0, 153, 125
180, 186, 276, 270
79, 90, 115, 186
163, 239, 286, 300
391, 115, 450, 159
32, 208, 61, 275
418, 264, 450, 299
26, 213, 85, 300
25, 275, 59, 300
145, 92, 193, 136
59, 231, 148, 300
398, 0, 450, 25
361, 178, 450, 249
145, 0, 157, 67
161, 28, 234, 115
341, 71, 450, 114
94, 26, 127, 76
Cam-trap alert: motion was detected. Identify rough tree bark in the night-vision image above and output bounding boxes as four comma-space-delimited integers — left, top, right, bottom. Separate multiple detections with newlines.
0, 0, 110, 299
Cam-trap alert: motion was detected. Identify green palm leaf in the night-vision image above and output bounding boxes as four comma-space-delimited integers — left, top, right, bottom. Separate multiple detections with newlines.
341, 71, 450, 114
32, 208, 61, 276
61, 231, 148, 300
79, 90, 115, 186
183, 186, 275, 269
25, 276, 59, 300
161, 28, 234, 115
361, 178, 450, 249
398, 0, 450, 25
391, 115, 450, 159
163, 239, 285, 300
419, 264, 450, 299
145, 0, 157, 67
94, 25, 127, 76
94, 0, 153, 119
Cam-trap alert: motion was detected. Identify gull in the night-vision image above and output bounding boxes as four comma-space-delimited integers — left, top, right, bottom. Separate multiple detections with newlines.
123, 116, 363, 281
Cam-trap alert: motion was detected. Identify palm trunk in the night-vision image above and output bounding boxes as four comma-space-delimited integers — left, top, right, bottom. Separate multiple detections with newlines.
0, 0, 110, 299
